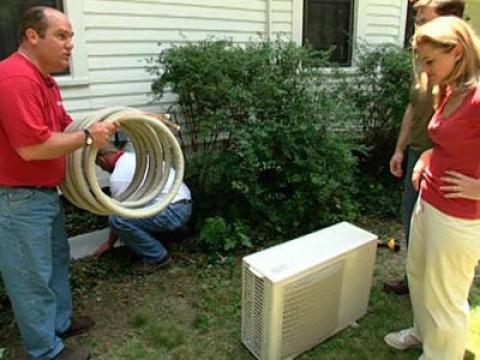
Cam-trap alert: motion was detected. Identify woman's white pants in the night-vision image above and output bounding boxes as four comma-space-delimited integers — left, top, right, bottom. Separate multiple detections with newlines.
408, 199, 480, 360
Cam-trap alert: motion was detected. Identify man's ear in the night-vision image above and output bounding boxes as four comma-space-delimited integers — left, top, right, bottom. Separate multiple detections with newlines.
24, 28, 40, 45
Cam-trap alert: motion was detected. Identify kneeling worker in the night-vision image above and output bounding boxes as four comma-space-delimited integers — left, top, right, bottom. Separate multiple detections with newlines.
94, 145, 192, 273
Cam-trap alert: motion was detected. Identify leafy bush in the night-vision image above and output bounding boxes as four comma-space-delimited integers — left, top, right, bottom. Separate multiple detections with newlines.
333, 44, 412, 217
199, 217, 252, 253
63, 199, 108, 236
353, 174, 402, 218
149, 40, 358, 252
337, 44, 412, 176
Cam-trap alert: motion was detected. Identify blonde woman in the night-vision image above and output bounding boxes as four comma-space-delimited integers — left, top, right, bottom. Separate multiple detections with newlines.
385, 16, 480, 360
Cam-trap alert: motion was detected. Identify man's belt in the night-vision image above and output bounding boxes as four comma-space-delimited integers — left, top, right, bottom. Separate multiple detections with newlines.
0, 185, 57, 191
172, 198, 191, 205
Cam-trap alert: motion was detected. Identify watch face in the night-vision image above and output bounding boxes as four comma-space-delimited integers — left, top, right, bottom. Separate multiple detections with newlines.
84, 130, 93, 146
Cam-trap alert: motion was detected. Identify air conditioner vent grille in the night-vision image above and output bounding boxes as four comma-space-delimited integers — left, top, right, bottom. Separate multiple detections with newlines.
242, 264, 266, 359
281, 260, 344, 358
241, 222, 377, 360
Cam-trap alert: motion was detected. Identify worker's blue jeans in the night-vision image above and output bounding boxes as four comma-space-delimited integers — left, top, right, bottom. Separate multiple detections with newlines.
0, 187, 71, 360
110, 201, 192, 263
403, 147, 422, 247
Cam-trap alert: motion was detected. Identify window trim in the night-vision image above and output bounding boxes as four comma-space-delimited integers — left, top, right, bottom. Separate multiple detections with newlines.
56, 0, 89, 87
401, 0, 411, 48
292, 0, 304, 44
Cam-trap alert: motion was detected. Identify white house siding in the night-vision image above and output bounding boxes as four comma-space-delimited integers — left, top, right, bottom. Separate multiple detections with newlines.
60, 0, 407, 118
271, 0, 293, 39
62, 0, 274, 118
356, 0, 408, 46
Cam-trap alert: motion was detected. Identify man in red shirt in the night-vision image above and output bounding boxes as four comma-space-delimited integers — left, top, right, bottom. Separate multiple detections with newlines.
0, 6, 117, 360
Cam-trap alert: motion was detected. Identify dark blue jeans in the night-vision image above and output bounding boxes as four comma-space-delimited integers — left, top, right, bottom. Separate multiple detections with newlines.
403, 147, 422, 247
0, 187, 71, 359
110, 201, 192, 263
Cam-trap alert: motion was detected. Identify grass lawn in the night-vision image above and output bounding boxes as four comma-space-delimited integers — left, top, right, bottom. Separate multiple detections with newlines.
1, 216, 479, 359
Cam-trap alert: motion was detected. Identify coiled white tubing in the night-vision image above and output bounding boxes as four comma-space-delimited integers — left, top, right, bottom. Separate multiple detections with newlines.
60, 107, 185, 219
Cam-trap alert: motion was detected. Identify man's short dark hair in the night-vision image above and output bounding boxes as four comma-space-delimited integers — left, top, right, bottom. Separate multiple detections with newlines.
18, 6, 50, 42
435, 0, 465, 17
414, 0, 465, 18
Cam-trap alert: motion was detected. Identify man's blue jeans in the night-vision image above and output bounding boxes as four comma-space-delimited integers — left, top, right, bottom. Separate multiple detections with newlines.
0, 187, 71, 360
110, 201, 192, 263
403, 147, 422, 247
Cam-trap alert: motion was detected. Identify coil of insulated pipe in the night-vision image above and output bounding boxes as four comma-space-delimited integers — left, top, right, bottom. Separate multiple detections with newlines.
60, 106, 184, 219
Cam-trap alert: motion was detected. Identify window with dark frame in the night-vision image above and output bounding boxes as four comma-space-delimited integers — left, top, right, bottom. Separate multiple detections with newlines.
0, 0, 64, 61
303, 0, 354, 66
404, 1, 416, 48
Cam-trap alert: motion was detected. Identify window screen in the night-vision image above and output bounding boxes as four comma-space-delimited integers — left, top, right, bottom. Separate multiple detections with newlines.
303, 0, 354, 66
0, 1, 64, 61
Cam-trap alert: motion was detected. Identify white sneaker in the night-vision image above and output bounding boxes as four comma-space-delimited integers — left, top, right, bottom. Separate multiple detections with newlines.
384, 328, 421, 350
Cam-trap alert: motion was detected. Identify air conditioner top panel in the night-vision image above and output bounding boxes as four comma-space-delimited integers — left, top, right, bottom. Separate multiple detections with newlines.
243, 222, 377, 283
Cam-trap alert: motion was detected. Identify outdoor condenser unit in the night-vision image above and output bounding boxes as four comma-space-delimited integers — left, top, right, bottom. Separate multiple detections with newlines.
241, 221, 378, 360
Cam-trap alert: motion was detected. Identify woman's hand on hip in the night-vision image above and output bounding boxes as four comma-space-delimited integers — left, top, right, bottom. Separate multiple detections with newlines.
412, 149, 432, 191
440, 170, 480, 200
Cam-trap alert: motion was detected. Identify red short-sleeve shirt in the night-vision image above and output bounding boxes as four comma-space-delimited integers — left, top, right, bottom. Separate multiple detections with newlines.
0, 53, 72, 187
421, 86, 480, 219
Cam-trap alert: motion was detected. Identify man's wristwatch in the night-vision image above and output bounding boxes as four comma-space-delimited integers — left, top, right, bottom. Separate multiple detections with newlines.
83, 129, 93, 146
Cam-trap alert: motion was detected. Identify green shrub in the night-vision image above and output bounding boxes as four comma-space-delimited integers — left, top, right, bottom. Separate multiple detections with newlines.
337, 44, 412, 176
333, 44, 411, 216
199, 217, 252, 253
63, 199, 108, 236
149, 40, 358, 252
353, 174, 402, 218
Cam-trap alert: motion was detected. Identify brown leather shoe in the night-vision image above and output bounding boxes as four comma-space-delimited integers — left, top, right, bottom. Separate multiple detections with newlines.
384, 280, 409, 295
132, 255, 171, 275
59, 316, 95, 339
54, 346, 90, 360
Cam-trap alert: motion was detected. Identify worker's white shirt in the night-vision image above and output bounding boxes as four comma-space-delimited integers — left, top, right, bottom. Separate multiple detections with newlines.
109, 152, 191, 203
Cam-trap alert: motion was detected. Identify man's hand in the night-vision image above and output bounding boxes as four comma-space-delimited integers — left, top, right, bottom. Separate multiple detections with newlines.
88, 121, 119, 148
389, 104, 413, 178
440, 170, 480, 200
94, 229, 119, 258
93, 240, 114, 258
389, 151, 404, 178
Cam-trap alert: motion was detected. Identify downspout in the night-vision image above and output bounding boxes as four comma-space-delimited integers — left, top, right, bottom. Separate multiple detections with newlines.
266, 0, 272, 40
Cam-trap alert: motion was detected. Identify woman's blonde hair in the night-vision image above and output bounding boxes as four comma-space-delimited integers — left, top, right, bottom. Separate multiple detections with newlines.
412, 16, 480, 106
